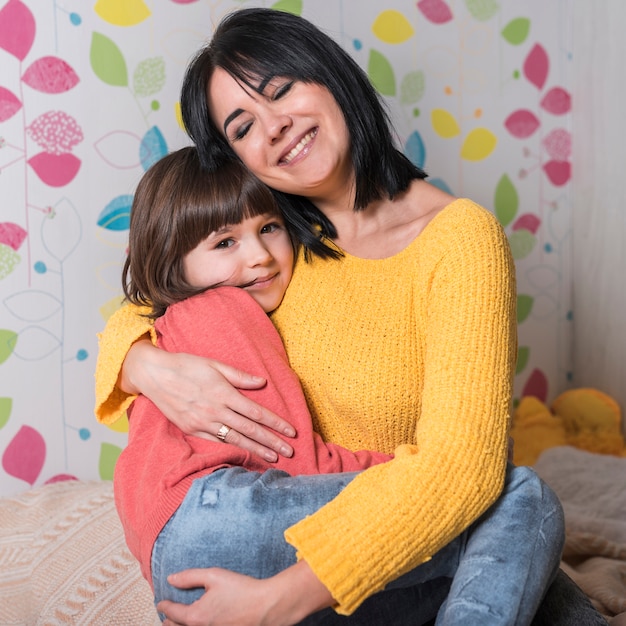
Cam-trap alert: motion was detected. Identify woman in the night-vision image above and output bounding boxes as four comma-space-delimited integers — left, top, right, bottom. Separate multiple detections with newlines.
96, 8, 605, 626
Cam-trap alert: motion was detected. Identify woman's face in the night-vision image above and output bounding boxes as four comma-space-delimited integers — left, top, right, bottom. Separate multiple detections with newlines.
207, 68, 353, 202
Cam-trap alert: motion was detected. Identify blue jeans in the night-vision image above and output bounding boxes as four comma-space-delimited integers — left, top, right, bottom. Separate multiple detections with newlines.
152, 464, 567, 625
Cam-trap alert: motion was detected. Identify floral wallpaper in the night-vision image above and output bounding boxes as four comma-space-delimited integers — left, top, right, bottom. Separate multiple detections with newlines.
0, 0, 572, 496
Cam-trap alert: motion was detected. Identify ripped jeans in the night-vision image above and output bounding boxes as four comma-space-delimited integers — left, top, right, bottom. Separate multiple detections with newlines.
151, 463, 564, 625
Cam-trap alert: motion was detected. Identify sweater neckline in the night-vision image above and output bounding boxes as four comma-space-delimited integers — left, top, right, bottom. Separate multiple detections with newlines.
325, 197, 468, 263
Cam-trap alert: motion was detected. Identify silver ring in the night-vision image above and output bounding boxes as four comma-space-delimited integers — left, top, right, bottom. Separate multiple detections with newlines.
216, 425, 231, 441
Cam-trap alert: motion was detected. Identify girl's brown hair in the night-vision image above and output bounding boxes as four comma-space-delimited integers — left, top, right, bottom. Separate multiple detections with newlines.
122, 146, 282, 319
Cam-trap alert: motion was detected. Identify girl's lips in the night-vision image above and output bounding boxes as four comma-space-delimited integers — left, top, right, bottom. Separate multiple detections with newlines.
246, 273, 277, 289
279, 128, 318, 165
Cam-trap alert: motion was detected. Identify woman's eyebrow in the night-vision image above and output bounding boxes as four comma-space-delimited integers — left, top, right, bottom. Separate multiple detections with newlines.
223, 109, 244, 135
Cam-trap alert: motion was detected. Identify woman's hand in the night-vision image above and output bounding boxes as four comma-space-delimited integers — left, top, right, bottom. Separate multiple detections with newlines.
121, 339, 295, 462
158, 561, 334, 626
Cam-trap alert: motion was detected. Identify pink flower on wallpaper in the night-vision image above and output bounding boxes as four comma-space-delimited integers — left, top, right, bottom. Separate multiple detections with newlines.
503, 40, 572, 188
45, 474, 78, 484
505, 109, 540, 139
0, 223, 27, 251
0, 0, 35, 61
523, 43, 549, 90
417, 0, 453, 24
0, 86, 22, 122
542, 128, 572, 161
22, 56, 80, 94
543, 160, 571, 187
27, 111, 83, 154
541, 87, 571, 115
512, 213, 541, 235
2, 425, 46, 485
521, 368, 549, 403
27, 152, 81, 187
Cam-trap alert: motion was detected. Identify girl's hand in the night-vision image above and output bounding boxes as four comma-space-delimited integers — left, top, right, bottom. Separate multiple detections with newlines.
122, 340, 295, 462
158, 562, 334, 626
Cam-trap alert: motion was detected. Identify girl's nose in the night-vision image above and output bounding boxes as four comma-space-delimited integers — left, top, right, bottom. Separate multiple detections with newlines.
246, 238, 273, 266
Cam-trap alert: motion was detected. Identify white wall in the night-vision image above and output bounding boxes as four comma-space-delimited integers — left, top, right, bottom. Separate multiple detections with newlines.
571, 2, 626, 433
0, 0, 575, 494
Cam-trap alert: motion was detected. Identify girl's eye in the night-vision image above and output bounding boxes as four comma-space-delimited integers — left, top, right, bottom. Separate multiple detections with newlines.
215, 238, 235, 249
260, 221, 282, 234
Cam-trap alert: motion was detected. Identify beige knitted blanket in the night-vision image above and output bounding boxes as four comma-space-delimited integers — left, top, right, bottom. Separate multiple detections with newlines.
0, 479, 159, 625
535, 446, 626, 620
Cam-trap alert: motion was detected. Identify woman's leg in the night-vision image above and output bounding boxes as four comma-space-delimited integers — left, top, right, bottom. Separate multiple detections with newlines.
532, 569, 609, 626
435, 464, 564, 625
371, 464, 563, 625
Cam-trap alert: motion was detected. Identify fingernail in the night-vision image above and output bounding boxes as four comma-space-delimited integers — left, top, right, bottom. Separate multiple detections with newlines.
265, 451, 278, 462
284, 426, 296, 437
280, 445, 293, 458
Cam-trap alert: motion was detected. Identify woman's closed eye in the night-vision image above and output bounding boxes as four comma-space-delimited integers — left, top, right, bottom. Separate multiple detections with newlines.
271, 81, 294, 101
233, 122, 252, 142
230, 82, 293, 142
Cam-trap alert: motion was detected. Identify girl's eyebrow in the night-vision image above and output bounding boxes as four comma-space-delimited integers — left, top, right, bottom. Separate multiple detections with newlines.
212, 225, 234, 236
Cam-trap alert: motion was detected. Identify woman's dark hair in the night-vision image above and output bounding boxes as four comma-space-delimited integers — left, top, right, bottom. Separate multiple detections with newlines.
122, 146, 289, 319
180, 8, 426, 255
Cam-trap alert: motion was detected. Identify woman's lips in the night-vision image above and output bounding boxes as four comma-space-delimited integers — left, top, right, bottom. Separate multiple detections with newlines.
279, 128, 318, 165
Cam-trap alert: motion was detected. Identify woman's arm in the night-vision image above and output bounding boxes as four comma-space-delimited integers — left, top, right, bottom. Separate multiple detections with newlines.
280, 202, 517, 613
95, 303, 296, 461
158, 561, 333, 626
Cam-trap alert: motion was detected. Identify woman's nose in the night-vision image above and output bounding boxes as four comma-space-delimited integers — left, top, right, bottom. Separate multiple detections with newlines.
264, 111, 292, 143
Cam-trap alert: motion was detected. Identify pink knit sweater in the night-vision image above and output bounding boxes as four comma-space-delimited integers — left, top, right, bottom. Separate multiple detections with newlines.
113, 287, 391, 586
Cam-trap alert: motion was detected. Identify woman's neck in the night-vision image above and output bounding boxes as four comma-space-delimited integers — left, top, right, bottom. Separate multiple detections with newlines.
319, 180, 455, 259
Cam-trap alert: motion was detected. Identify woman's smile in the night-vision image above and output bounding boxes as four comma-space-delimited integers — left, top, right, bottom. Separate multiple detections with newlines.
279, 128, 318, 165
208, 68, 352, 198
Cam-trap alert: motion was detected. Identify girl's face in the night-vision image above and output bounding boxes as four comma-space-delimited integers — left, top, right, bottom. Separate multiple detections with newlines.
183, 212, 294, 313
208, 68, 352, 202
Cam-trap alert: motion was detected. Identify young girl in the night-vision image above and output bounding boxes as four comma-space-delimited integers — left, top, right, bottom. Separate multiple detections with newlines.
113, 146, 392, 614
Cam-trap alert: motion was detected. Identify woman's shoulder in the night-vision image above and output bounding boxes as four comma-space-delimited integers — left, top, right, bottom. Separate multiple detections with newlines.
425, 195, 505, 240
405, 180, 497, 234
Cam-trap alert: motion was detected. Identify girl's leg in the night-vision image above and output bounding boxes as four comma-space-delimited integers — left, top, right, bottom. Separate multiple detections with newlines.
152, 468, 360, 605
152, 466, 449, 625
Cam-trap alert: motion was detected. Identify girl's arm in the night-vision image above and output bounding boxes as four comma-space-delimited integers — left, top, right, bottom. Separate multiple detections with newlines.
95, 303, 296, 461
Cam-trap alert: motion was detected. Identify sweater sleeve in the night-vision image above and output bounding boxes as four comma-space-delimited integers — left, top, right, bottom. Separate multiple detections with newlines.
94, 302, 156, 425
284, 207, 517, 614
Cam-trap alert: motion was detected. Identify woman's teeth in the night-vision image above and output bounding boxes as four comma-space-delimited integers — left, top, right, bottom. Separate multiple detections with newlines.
282, 129, 317, 164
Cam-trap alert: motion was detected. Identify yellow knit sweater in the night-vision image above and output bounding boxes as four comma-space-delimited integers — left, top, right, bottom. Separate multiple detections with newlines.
95, 198, 516, 614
